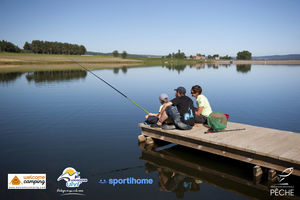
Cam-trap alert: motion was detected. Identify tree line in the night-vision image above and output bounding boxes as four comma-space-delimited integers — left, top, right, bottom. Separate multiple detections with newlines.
163, 51, 251, 60
0, 40, 86, 55
24, 40, 86, 55
0, 40, 21, 52
1, 39, 253, 60
163, 50, 186, 59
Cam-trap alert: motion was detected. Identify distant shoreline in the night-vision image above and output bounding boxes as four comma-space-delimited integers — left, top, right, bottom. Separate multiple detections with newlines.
215, 59, 300, 65
1, 52, 300, 72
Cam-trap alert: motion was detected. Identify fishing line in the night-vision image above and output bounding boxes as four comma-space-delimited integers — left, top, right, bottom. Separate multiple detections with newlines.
69, 58, 149, 114
92, 165, 144, 176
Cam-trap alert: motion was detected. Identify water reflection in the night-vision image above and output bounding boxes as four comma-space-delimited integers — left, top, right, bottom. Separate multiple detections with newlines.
207, 64, 231, 69
138, 142, 271, 199
113, 68, 120, 74
162, 63, 234, 73
236, 64, 251, 73
0, 72, 23, 83
112, 66, 129, 74
25, 70, 87, 83
162, 64, 187, 73
0, 64, 253, 84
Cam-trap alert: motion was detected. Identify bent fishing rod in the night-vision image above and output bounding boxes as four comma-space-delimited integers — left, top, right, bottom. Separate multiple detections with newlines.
69, 59, 149, 114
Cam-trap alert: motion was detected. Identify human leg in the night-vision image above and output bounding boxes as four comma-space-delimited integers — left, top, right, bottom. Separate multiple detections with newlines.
194, 114, 207, 124
166, 106, 192, 130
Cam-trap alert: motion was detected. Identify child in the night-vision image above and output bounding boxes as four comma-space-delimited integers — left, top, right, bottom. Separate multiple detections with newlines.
145, 93, 172, 124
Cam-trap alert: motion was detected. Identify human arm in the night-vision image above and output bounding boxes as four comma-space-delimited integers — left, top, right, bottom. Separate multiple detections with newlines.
158, 102, 173, 119
145, 113, 158, 120
195, 106, 203, 115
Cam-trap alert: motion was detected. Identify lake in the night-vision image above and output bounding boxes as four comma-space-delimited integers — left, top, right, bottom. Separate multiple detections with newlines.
1, 64, 300, 199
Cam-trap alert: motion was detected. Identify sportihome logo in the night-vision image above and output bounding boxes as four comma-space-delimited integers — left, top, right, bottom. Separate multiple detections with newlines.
8, 174, 46, 189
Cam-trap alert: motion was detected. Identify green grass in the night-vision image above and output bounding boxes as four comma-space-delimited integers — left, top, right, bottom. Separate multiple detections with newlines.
128, 56, 207, 65
0, 52, 216, 73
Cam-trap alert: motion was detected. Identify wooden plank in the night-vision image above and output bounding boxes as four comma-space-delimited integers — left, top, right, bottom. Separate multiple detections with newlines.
141, 128, 300, 176
139, 122, 300, 176
279, 148, 300, 165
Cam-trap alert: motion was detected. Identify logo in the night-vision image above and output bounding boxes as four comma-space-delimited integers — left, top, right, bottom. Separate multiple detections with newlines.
277, 167, 293, 183
270, 167, 294, 197
9, 176, 22, 185
57, 167, 88, 196
8, 174, 46, 189
98, 177, 153, 187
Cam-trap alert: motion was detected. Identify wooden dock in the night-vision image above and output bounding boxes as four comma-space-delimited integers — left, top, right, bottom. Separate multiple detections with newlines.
138, 122, 300, 177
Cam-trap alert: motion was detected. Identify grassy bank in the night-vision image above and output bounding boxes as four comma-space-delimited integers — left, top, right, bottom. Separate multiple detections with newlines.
0, 52, 207, 72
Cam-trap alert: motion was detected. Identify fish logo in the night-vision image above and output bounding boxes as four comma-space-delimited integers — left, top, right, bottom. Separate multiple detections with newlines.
57, 167, 88, 188
277, 167, 293, 183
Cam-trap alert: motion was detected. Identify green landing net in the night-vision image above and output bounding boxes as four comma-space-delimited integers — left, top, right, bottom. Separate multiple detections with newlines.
207, 112, 228, 131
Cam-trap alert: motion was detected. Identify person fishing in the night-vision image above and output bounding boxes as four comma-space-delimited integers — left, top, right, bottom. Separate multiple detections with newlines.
145, 93, 172, 125
152, 86, 195, 130
190, 85, 212, 124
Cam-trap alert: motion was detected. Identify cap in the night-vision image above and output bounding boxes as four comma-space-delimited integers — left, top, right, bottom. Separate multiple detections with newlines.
174, 86, 186, 94
159, 93, 168, 102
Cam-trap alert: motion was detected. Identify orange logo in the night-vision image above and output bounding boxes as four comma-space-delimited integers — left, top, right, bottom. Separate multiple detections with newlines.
9, 176, 22, 185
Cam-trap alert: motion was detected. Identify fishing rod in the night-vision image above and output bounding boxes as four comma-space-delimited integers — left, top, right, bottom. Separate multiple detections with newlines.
69, 58, 149, 114
205, 128, 246, 134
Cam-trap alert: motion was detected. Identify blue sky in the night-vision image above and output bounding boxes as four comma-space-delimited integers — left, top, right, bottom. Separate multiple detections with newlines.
1, 0, 300, 56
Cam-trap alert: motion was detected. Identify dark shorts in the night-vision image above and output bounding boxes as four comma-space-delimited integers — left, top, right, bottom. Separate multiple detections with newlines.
195, 114, 207, 124
145, 116, 159, 124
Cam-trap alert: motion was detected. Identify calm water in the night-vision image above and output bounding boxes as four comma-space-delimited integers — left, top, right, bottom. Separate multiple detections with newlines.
1, 64, 300, 199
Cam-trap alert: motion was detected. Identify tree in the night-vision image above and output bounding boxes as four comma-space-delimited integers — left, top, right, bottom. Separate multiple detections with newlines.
237, 50, 252, 60
121, 51, 127, 59
174, 50, 185, 59
166, 50, 185, 59
26, 40, 86, 55
0, 40, 21, 52
220, 55, 232, 60
23, 42, 31, 51
80, 45, 86, 55
112, 50, 119, 57
166, 53, 172, 59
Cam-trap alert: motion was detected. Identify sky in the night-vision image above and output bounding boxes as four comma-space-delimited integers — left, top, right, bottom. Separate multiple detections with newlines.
1, 0, 300, 56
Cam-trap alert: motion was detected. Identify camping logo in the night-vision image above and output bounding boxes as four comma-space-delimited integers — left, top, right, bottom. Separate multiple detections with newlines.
57, 167, 88, 188
8, 174, 46, 189
9, 176, 22, 185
